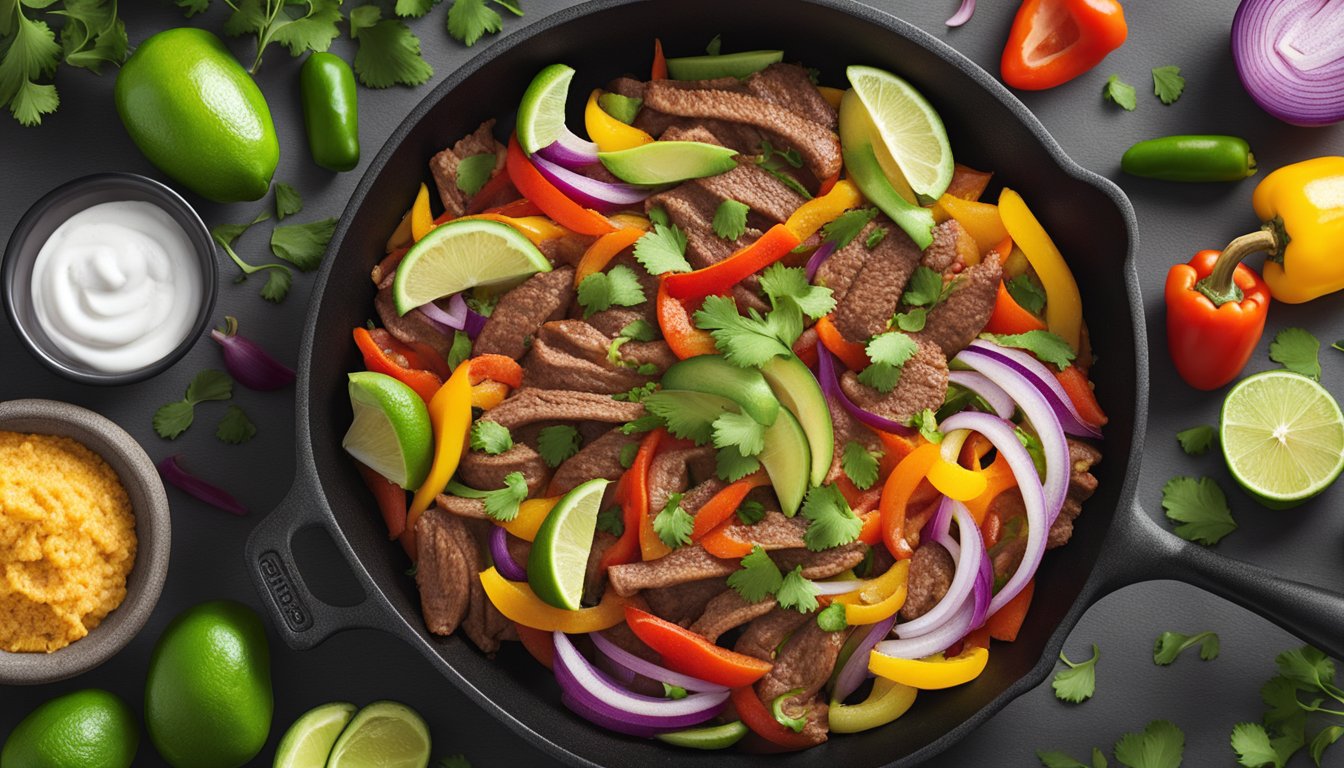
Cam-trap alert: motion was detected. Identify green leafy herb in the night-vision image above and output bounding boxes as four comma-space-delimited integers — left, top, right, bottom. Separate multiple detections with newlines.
1114, 720, 1184, 768
217, 0, 344, 74
893, 308, 926, 332
612, 380, 657, 403
1037, 748, 1109, 768
737, 499, 766, 526
716, 447, 761, 482
801, 484, 861, 549
1176, 425, 1216, 456
841, 441, 881, 490
759, 264, 835, 320
2, 0, 128, 126
634, 222, 692, 275
912, 408, 943, 444
1232, 644, 1344, 768
1161, 476, 1237, 545
1151, 65, 1185, 105
1332, 340, 1344, 354
865, 226, 888, 249
395, 0, 441, 18
596, 505, 624, 537
712, 410, 766, 458
901, 266, 948, 308
712, 199, 750, 241
271, 217, 337, 272
618, 441, 639, 469
216, 405, 256, 444
756, 140, 811, 199
536, 425, 582, 467
446, 472, 528, 521
212, 212, 295, 302
647, 206, 670, 227
456, 153, 496, 196
466, 291, 498, 317
820, 207, 878, 249
1153, 630, 1220, 665
693, 295, 794, 367
620, 413, 663, 435
816, 602, 847, 632
275, 182, 303, 220
599, 92, 641, 124
1052, 644, 1100, 704
349, 5, 434, 88
446, 0, 503, 46
1230, 723, 1289, 768
1007, 274, 1046, 314
858, 331, 918, 393
705, 33, 721, 55
470, 420, 513, 455
728, 545, 783, 603
1103, 75, 1137, 111
618, 318, 658, 342
446, 330, 472, 371
758, 139, 803, 169
653, 492, 694, 548
154, 370, 234, 439
981, 330, 1077, 370
662, 682, 688, 700
1269, 327, 1321, 381
644, 390, 730, 444
775, 565, 819, 613
577, 264, 646, 317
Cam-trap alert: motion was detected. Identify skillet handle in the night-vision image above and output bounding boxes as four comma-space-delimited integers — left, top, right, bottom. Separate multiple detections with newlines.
1092, 499, 1344, 659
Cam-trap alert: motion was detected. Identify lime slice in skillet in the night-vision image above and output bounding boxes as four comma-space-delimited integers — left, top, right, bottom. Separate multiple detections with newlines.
528, 477, 610, 610
517, 63, 577, 155
274, 701, 357, 768
325, 701, 431, 768
342, 371, 434, 490
391, 218, 551, 315
846, 65, 954, 203
1221, 370, 1344, 509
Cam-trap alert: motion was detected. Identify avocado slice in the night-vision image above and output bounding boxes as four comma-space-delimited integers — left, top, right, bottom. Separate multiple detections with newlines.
665, 50, 784, 80
837, 89, 935, 249
760, 408, 812, 517
660, 355, 780, 426
761, 355, 834, 487
599, 141, 738, 186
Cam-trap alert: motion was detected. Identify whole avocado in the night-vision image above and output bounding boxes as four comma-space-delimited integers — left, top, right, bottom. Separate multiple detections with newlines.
115, 29, 278, 203
144, 600, 273, 768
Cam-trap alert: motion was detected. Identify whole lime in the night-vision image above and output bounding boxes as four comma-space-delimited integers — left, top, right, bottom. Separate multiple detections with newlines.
144, 600, 273, 768
114, 29, 278, 203
0, 688, 139, 768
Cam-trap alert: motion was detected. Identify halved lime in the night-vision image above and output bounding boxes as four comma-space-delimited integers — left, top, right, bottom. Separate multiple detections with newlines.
846, 65, 954, 203
518, 63, 576, 155
392, 218, 550, 315
527, 477, 610, 609
342, 372, 434, 490
274, 702, 357, 768
325, 701, 431, 768
1220, 370, 1344, 509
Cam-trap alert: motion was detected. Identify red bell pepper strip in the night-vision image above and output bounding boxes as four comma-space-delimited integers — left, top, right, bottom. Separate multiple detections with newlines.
986, 578, 1035, 642
601, 428, 665, 570
690, 472, 771, 540
626, 606, 773, 687
1164, 247, 1270, 391
1055, 365, 1109, 428
880, 443, 941, 559
366, 326, 451, 380
353, 327, 443, 403
355, 460, 408, 540
662, 224, 803, 302
651, 38, 668, 80
700, 522, 755, 559
657, 281, 719, 359
514, 623, 555, 669
730, 686, 817, 751
468, 353, 524, 388
985, 280, 1047, 335
483, 198, 544, 218
814, 314, 870, 371
464, 172, 519, 215
1000, 0, 1128, 91
506, 134, 615, 236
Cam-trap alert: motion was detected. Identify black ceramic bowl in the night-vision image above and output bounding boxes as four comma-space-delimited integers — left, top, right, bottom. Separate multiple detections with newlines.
1, 173, 218, 385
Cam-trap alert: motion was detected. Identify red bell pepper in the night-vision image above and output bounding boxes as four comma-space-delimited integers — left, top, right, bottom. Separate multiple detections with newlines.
985, 280, 1047, 335
625, 606, 773, 687
506, 134, 615, 236
353, 327, 443, 402
730, 686, 816, 751
986, 578, 1035, 642
690, 472, 771, 540
657, 281, 719, 359
464, 172, 520, 215
483, 197, 544, 218
514, 623, 555, 669
1055, 365, 1109, 428
662, 224, 802, 302
1000, 0, 1128, 91
1165, 247, 1270, 391
601, 428, 666, 570
355, 460, 409, 541
651, 38, 668, 80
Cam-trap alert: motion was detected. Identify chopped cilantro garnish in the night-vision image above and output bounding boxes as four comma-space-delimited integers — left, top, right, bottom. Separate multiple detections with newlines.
1114, 720, 1184, 768
820, 207, 878, 249
712, 199, 750, 240
737, 499, 767, 525
865, 225, 888, 249
275, 183, 303, 220
634, 223, 691, 275
693, 295, 795, 368
577, 264, 645, 317
1161, 476, 1237, 545
612, 381, 657, 403
1153, 630, 1219, 665
455, 153, 497, 197
596, 505, 625, 537
618, 318, 658, 342
712, 410, 766, 458
727, 545, 782, 603
154, 370, 234, 439
536, 425, 582, 467
759, 264, 835, 320
900, 266, 947, 308
446, 472, 528, 521
1103, 74, 1137, 111
1269, 327, 1321, 380
857, 331, 918, 393
1052, 643, 1099, 703
1151, 65, 1185, 105
1006, 274, 1046, 314
652, 492, 694, 548
618, 441, 639, 469
892, 308, 926, 332
1175, 425, 1216, 456
801, 484, 861, 549
981, 330, 1076, 370
716, 447, 761, 482
470, 420, 513, 455
216, 405, 256, 445
841, 441, 881, 490
816, 602, 847, 632
349, 6, 435, 88
775, 565, 819, 613
643, 390, 731, 444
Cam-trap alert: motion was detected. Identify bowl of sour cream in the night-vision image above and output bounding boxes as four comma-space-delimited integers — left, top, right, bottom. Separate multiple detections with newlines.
2, 173, 217, 384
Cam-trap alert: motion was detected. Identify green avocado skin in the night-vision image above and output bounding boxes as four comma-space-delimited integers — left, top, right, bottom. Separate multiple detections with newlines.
115, 29, 279, 203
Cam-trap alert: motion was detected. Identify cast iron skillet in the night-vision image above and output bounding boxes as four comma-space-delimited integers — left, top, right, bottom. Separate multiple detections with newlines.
246, 1, 1344, 764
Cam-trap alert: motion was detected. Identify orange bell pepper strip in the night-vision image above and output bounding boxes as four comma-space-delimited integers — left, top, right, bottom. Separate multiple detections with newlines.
963, 451, 1019, 527
857, 509, 882, 546
479, 567, 629, 632
574, 226, 647, 286
985, 279, 1047, 335
499, 496, 560, 542
1055, 365, 1108, 427
730, 686, 817, 751
353, 327, 443, 403
691, 472, 771, 540
651, 38, 668, 80
468, 354, 524, 388
662, 224, 803, 302
356, 461, 408, 541
1000, 0, 1128, 91
454, 212, 570, 246
506, 135, 615, 236
700, 522, 755, 560
834, 475, 882, 515
815, 315, 870, 371
601, 429, 665, 570
514, 623, 555, 669
471, 380, 510, 410
986, 578, 1035, 642
408, 360, 475, 533
639, 508, 673, 561
880, 443, 942, 559
410, 183, 434, 241
783, 180, 863, 240
945, 164, 994, 202
585, 89, 655, 153
626, 606, 773, 687
657, 281, 719, 360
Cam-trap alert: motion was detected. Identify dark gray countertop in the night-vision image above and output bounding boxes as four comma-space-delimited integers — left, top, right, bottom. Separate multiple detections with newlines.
2, 1, 1343, 765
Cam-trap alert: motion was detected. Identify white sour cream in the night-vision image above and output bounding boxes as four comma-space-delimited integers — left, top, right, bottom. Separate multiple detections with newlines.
29, 200, 203, 373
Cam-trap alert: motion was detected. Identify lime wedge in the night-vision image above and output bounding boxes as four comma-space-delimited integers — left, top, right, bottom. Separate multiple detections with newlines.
342, 372, 434, 490
518, 63, 576, 155
325, 701, 431, 768
274, 702, 357, 768
527, 477, 609, 609
1221, 370, 1344, 509
846, 65, 954, 203
392, 218, 550, 315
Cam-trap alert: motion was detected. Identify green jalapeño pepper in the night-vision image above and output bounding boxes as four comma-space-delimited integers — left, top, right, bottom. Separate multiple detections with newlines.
654, 721, 749, 749
1121, 135, 1256, 182
300, 52, 360, 172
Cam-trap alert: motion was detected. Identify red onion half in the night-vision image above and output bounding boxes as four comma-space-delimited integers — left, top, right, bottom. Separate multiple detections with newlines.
529, 151, 653, 212
1233, 0, 1344, 126
210, 316, 295, 391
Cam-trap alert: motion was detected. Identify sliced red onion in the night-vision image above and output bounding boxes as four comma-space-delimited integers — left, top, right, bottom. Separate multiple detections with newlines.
464, 308, 487, 339
939, 411, 1047, 619
969, 536, 993, 631
947, 370, 1014, 419
210, 316, 295, 391
899, 501, 982, 638
814, 578, 867, 597
552, 632, 728, 733
561, 693, 665, 739
1232, 0, 1344, 126
158, 455, 248, 516
417, 295, 467, 331
589, 631, 728, 693
415, 308, 454, 334
965, 339, 1101, 438
945, 0, 976, 26
535, 128, 601, 168
530, 151, 652, 212
874, 597, 975, 660
489, 525, 527, 581
818, 346, 915, 436
804, 241, 838, 280
832, 614, 897, 704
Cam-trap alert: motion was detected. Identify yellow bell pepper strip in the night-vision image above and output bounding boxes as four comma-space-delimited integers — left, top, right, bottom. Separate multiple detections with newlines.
574, 227, 647, 286
828, 678, 918, 734
387, 209, 413, 252
817, 86, 845, 110
880, 443, 941, 559
662, 224, 803, 302
471, 380, 510, 410
998, 188, 1083, 351
610, 212, 651, 231
1250, 156, 1344, 303
934, 195, 1009, 254
410, 183, 434, 242
506, 134, 616, 236
963, 451, 1018, 527
834, 560, 910, 625
639, 505, 673, 561
408, 360, 475, 530
926, 456, 988, 501
783, 179, 864, 240
585, 89, 654, 152
868, 646, 990, 690
498, 497, 560, 541
455, 213, 570, 246
479, 567, 630, 631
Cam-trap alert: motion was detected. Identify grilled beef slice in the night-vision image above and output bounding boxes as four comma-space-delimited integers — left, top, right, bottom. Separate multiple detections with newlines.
772, 542, 868, 580
839, 339, 950, 424
899, 542, 956, 621
745, 63, 838, 130
457, 443, 550, 497
522, 320, 652, 394
690, 590, 777, 644
643, 578, 729, 627
914, 252, 1003, 358
479, 389, 645, 432
550, 428, 639, 495
474, 267, 575, 360
755, 621, 844, 748
827, 221, 924, 345
429, 119, 506, 217
921, 219, 979, 274
415, 508, 477, 635
734, 609, 812, 661
1048, 439, 1102, 548
608, 546, 739, 596
374, 286, 453, 363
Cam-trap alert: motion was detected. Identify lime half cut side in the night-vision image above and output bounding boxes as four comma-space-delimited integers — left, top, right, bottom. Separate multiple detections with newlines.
391, 218, 551, 315
527, 477, 610, 610
325, 701, 431, 768
517, 63, 577, 155
274, 702, 357, 768
342, 371, 434, 490
846, 65, 954, 203
1220, 370, 1344, 509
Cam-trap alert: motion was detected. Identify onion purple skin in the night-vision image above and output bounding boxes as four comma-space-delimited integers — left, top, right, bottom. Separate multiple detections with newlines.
945, 0, 976, 26
964, 340, 1101, 439
1232, 0, 1344, 126
804, 241, 838, 280
817, 346, 916, 436
158, 455, 248, 516
832, 614, 897, 704
590, 631, 729, 693
489, 525, 528, 581
209, 316, 295, 391
529, 150, 653, 212
537, 131, 601, 168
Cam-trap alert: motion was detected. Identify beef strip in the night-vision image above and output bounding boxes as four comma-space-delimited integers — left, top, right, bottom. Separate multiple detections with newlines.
647, 446, 716, 513
429, 119, 506, 217
538, 233, 598, 269
921, 219, 980, 274
899, 542, 956, 621
690, 590, 777, 643
457, 443, 550, 496
645, 186, 770, 313
643, 578, 728, 627
586, 307, 646, 339
474, 267, 575, 360
607, 545, 738, 596
463, 573, 517, 654
658, 119, 770, 160
713, 511, 808, 551
522, 320, 651, 394
691, 163, 808, 227
617, 340, 677, 375
550, 428, 639, 495
772, 542, 868, 579
914, 252, 1002, 358
434, 493, 488, 520
1048, 439, 1102, 548
756, 620, 846, 714
825, 396, 882, 485
745, 63, 838, 130
840, 339, 950, 424
681, 478, 728, 515
415, 508, 476, 635
830, 222, 924, 344
734, 609, 811, 661
375, 286, 452, 362
583, 531, 619, 606
480, 389, 645, 432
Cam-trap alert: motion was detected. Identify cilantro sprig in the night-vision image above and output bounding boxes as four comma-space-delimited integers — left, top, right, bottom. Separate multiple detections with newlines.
1153, 630, 1220, 665
652, 492, 694, 548
634, 220, 692, 275
1151, 65, 1185, 105
348, 5, 435, 88
154, 370, 233, 440
727, 545, 782, 602
800, 484, 860, 549
712, 199, 750, 241
1269, 327, 1321, 381
213, 200, 335, 302
536, 425, 582, 467
981, 330, 1076, 370
445, 472, 528, 521
841, 441, 881, 490
1161, 476, 1237, 545
446, 0, 522, 47
858, 331, 918, 393
1103, 75, 1137, 111
1175, 425, 1216, 456
470, 421, 513, 455
820, 208, 878, 249
1052, 644, 1100, 704
1, 0, 128, 126
577, 264, 645, 317
1040, 720, 1185, 768
1230, 645, 1344, 768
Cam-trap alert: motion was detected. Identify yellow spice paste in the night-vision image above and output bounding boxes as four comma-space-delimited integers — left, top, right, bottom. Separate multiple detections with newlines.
0, 431, 136, 653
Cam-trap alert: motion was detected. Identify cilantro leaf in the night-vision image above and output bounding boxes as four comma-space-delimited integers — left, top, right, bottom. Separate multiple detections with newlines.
858, 331, 918, 393
446, 330, 472, 371
1275, 646, 1335, 691
1114, 720, 1183, 768
0, 11, 63, 126
893, 308, 926, 332
395, 0, 441, 17
643, 390, 731, 444
271, 217, 336, 272
775, 565, 819, 613
820, 207, 878, 248
801, 484, 860, 549
1176, 425, 1216, 456
1231, 722, 1284, 768
186, 370, 234, 403
712, 410, 766, 458
446, 0, 501, 46
612, 380, 657, 403
177, 0, 211, 16
618, 441, 639, 469
599, 92, 641, 124
1333, 340, 1344, 354
816, 602, 847, 632
596, 505, 624, 537
275, 183, 303, 220
351, 8, 434, 88
154, 370, 233, 439
1007, 274, 1046, 314
261, 267, 294, 303
647, 206, 670, 227
618, 318, 657, 342
536, 425, 582, 467
223, 0, 343, 73
633, 222, 691, 275
1052, 644, 1099, 703
1103, 75, 1137, 111
456, 153, 496, 197
216, 405, 256, 444
901, 266, 946, 308
716, 446, 761, 482
576, 265, 645, 317
865, 226, 887, 249
981, 330, 1076, 370
483, 472, 528, 520
212, 210, 271, 248
1153, 630, 1220, 665
728, 545, 782, 602
737, 499, 766, 525
693, 295, 793, 367
652, 492, 694, 548
152, 401, 196, 440
712, 199, 750, 241
620, 414, 663, 435
841, 441, 881, 490
759, 264, 835, 319
1036, 750, 1108, 768
1161, 476, 1237, 545
1151, 65, 1185, 105
663, 682, 687, 699
470, 420, 513, 455
1269, 327, 1321, 381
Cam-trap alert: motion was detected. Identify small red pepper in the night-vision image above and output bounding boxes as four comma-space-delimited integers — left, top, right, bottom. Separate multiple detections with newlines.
505, 134, 615, 236
600, 428, 665, 570
353, 327, 443, 402
662, 224, 803, 303
1165, 245, 1271, 391
1000, 0, 1128, 91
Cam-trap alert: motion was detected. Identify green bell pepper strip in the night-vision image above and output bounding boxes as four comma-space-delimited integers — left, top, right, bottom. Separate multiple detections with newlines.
300, 52, 360, 172
654, 721, 749, 749
1120, 135, 1256, 182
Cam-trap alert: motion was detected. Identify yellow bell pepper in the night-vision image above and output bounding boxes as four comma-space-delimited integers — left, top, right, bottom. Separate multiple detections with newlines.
998, 188, 1083, 351
1253, 156, 1344, 304
585, 90, 654, 152
479, 566, 630, 631
387, 209, 413, 252
499, 497, 560, 542
470, 380, 510, 410
784, 180, 864, 240
410, 183, 434, 242
817, 86, 845, 110
926, 456, 988, 501
868, 646, 990, 690
934, 195, 1009, 255
835, 560, 910, 625
456, 213, 570, 246
409, 360, 474, 524
828, 678, 918, 733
